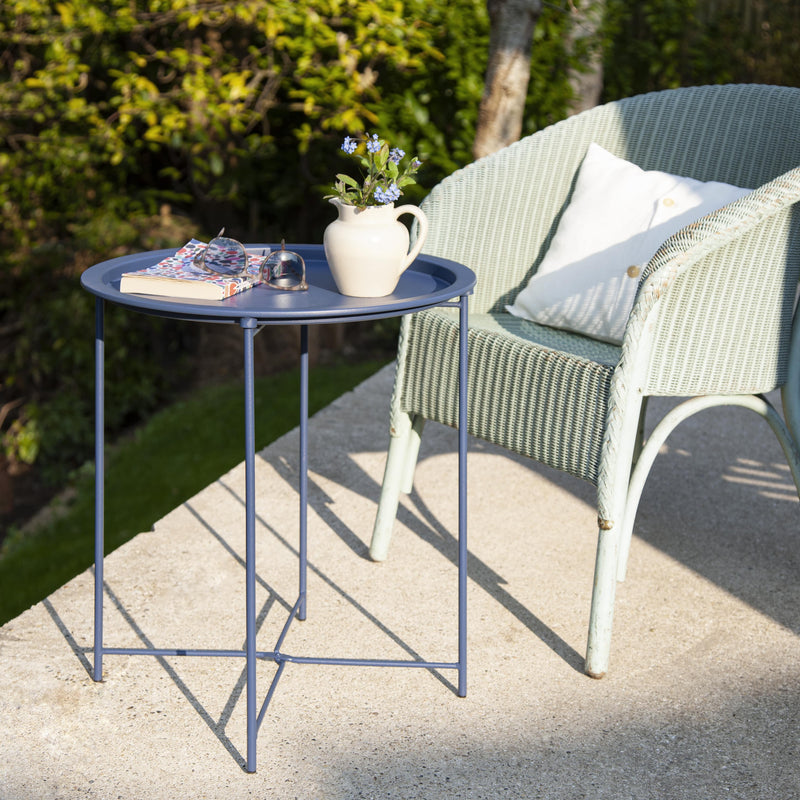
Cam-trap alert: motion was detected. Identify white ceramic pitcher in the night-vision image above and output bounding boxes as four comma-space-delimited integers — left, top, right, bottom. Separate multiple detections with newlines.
323, 198, 429, 297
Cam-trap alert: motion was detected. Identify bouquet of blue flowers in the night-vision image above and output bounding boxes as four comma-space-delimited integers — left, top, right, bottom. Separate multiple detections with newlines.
325, 134, 423, 209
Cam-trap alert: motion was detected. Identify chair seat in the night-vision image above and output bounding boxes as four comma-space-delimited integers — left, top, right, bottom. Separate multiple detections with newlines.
398, 309, 620, 484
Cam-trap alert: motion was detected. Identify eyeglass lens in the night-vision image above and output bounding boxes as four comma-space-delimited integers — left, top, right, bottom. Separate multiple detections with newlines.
263, 240, 307, 290
266, 256, 303, 287
202, 233, 249, 277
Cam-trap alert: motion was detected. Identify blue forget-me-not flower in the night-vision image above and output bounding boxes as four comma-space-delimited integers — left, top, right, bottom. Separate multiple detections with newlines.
326, 134, 423, 208
374, 183, 402, 204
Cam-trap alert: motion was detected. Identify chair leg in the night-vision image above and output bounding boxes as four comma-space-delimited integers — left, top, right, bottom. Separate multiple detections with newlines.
618, 393, 800, 581
585, 523, 620, 679
631, 397, 648, 467
779, 385, 800, 498
370, 412, 416, 562
617, 399, 680, 582
400, 415, 426, 493
590, 390, 643, 677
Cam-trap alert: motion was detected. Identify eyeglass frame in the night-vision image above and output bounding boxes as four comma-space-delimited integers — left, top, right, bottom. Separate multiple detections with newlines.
193, 228, 251, 278
194, 229, 308, 291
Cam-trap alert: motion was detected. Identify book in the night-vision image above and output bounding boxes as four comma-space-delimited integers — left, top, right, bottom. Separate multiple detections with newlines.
119, 239, 270, 300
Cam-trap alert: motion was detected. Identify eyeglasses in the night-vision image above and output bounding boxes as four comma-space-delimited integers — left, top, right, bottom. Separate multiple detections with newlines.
261, 240, 308, 291
194, 228, 252, 278
195, 230, 308, 291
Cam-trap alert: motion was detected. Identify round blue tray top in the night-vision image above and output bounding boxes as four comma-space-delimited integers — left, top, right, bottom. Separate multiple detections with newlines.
81, 244, 476, 325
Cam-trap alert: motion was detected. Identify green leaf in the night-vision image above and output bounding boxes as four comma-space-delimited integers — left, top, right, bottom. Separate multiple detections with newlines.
335, 173, 360, 188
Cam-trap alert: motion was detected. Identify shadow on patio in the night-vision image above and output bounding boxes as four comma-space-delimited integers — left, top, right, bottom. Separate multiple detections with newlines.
1, 364, 797, 799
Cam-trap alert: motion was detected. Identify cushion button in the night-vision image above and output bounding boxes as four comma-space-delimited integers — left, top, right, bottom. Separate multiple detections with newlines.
663, 197, 676, 207
626, 265, 641, 278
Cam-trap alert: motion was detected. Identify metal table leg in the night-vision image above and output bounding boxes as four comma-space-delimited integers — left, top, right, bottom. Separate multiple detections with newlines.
458, 293, 468, 697
93, 298, 105, 683
241, 318, 258, 773
91, 295, 469, 773
298, 325, 308, 621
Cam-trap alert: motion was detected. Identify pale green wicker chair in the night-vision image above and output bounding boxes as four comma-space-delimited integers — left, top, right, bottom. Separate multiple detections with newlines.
369, 84, 800, 678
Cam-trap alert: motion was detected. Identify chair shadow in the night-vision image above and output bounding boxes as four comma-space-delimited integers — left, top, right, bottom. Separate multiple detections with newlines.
262, 387, 800, 670
261, 434, 588, 675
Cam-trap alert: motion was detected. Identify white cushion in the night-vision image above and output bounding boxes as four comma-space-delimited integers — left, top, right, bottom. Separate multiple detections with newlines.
506, 143, 750, 345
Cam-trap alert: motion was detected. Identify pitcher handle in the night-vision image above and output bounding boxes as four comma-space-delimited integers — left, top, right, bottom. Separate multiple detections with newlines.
395, 205, 429, 273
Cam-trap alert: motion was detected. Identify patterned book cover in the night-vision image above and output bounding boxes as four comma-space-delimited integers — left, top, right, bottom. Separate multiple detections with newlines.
120, 239, 270, 300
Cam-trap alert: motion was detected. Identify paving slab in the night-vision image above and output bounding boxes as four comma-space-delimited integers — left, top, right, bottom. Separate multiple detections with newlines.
1, 364, 798, 799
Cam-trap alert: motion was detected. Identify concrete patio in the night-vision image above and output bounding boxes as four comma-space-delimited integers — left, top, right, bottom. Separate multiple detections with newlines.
1, 363, 798, 799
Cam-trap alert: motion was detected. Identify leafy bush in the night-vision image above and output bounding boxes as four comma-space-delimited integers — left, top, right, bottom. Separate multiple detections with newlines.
0, 0, 490, 487
0, 0, 603, 494
603, 0, 800, 99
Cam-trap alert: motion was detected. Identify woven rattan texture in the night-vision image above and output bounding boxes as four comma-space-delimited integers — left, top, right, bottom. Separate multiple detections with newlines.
399, 310, 617, 483
415, 84, 800, 319
639, 171, 800, 395
396, 84, 800, 491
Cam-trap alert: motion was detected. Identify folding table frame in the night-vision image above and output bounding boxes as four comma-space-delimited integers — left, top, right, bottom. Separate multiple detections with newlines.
82, 245, 475, 772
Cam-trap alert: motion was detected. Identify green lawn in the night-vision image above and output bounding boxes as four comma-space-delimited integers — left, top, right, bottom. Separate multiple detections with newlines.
0, 360, 387, 625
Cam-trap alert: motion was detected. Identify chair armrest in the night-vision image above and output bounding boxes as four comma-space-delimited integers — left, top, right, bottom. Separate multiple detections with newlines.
625, 167, 800, 396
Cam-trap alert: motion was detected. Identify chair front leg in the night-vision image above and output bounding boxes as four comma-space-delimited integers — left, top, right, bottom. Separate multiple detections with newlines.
631, 396, 648, 467
589, 390, 644, 677
585, 521, 620, 679
400, 414, 426, 493
370, 411, 416, 561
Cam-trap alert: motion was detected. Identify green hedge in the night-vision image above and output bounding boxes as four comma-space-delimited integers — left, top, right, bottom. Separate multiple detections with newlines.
1, 0, 582, 487
603, 0, 800, 98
